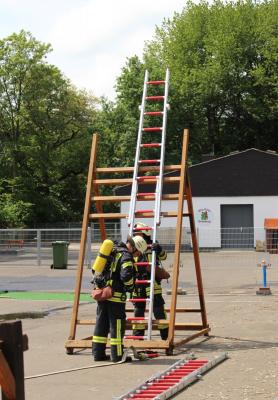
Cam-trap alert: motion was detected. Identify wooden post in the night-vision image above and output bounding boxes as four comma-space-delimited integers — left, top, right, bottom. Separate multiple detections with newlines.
0, 320, 27, 400
168, 129, 189, 345
186, 171, 209, 329
67, 134, 100, 347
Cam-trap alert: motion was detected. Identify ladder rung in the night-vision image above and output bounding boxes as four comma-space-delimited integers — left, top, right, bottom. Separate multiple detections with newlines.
126, 317, 148, 321
146, 95, 164, 101
133, 225, 153, 231
136, 209, 153, 214
140, 391, 166, 396
144, 111, 163, 116
137, 192, 155, 197
147, 80, 165, 85
124, 335, 146, 340
137, 193, 155, 201
140, 143, 161, 148
134, 262, 151, 266
137, 175, 157, 180
128, 298, 149, 302
137, 194, 155, 200
138, 159, 160, 164
143, 127, 162, 132
135, 280, 150, 284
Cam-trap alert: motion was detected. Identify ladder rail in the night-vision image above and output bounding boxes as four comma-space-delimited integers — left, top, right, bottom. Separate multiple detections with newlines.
146, 245, 157, 340
147, 69, 170, 340
128, 70, 149, 232
155, 68, 170, 225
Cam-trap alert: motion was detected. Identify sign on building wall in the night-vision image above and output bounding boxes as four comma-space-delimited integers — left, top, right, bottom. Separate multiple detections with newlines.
197, 208, 213, 224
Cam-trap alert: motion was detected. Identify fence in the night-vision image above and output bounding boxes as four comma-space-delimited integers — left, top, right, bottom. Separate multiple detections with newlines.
0, 226, 277, 268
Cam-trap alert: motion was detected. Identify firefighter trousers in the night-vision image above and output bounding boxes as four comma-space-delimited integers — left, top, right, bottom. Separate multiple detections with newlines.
133, 294, 168, 340
92, 300, 126, 362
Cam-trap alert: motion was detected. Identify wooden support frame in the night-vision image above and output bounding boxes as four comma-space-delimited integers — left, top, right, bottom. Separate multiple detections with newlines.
65, 129, 210, 354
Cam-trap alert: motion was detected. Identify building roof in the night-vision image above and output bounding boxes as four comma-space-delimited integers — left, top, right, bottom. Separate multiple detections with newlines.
264, 218, 278, 229
115, 148, 278, 197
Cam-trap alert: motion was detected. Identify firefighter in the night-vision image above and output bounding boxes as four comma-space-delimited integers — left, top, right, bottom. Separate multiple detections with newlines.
92, 235, 147, 362
133, 222, 170, 341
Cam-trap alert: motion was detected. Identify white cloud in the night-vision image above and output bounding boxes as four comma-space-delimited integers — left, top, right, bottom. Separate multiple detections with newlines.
49, 0, 179, 55
47, 0, 185, 98
0, 0, 186, 99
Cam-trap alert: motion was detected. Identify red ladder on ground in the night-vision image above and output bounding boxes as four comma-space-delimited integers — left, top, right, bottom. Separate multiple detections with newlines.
116, 353, 228, 400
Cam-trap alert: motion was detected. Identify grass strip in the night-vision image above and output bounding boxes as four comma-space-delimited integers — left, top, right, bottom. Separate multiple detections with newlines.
0, 291, 92, 302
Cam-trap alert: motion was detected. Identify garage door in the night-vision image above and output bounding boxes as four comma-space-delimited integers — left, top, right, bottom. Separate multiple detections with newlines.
221, 204, 254, 249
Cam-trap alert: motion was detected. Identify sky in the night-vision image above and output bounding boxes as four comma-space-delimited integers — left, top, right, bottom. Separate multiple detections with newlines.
0, 0, 186, 100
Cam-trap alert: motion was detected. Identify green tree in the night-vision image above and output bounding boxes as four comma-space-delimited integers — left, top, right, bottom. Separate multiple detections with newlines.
113, 0, 278, 163
0, 30, 98, 226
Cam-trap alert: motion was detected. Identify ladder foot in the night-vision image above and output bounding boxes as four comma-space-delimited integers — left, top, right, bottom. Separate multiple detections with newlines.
165, 345, 174, 356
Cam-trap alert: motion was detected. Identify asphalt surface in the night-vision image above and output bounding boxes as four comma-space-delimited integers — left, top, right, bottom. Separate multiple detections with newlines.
1, 251, 278, 399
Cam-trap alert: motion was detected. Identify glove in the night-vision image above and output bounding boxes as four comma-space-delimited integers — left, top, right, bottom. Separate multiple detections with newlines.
151, 241, 162, 254
93, 275, 106, 288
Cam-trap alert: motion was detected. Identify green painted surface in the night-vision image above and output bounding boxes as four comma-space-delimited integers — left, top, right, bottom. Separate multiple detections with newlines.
0, 291, 92, 301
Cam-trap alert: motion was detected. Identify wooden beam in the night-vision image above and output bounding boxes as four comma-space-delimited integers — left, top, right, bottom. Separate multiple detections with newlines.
123, 339, 169, 349
92, 195, 131, 202
76, 319, 203, 330
168, 129, 189, 346
174, 328, 211, 347
95, 165, 181, 173
66, 329, 211, 351
92, 140, 106, 240
91, 194, 186, 202
68, 133, 99, 345
89, 211, 190, 219
65, 339, 170, 350
125, 308, 202, 313
186, 157, 209, 329
93, 176, 180, 186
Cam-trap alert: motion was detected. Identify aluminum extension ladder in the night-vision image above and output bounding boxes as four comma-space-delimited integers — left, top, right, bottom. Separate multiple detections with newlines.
115, 353, 228, 400
126, 69, 170, 340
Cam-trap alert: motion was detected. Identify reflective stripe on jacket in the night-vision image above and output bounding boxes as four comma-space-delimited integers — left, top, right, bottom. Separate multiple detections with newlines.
105, 243, 135, 303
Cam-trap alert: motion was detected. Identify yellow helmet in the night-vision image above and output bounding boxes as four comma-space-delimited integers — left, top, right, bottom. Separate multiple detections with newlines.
127, 234, 147, 254
132, 235, 148, 253
134, 222, 151, 237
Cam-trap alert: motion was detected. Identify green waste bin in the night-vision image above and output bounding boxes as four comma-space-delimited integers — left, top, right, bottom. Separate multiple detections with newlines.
52, 241, 69, 269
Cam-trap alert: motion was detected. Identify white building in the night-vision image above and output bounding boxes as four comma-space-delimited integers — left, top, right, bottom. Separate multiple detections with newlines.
116, 149, 278, 249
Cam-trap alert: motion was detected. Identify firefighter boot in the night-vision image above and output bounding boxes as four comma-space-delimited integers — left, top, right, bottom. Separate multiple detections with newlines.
92, 343, 110, 361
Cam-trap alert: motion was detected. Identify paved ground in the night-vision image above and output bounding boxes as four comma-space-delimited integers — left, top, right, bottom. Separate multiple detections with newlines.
0, 252, 278, 399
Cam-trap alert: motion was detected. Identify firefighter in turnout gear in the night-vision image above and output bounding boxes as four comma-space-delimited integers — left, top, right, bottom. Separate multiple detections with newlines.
92, 235, 147, 362
133, 222, 170, 341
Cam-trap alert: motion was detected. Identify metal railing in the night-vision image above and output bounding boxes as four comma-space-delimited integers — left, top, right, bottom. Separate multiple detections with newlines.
0, 227, 277, 267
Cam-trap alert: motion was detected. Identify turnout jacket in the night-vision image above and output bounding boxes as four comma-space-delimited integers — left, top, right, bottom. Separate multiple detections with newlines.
134, 243, 167, 298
